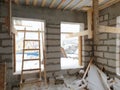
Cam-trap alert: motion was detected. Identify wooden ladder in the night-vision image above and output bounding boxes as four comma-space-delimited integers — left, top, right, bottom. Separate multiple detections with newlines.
20, 28, 42, 89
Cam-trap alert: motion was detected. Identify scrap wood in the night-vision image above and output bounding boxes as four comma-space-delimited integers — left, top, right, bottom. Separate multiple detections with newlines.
82, 57, 94, 79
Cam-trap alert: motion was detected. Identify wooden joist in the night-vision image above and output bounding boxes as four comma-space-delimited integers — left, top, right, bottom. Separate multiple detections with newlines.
49, 0, 56, 8
33, 0, 38, 6
99, 25, 120, 33
14, 0, 19, 4
26, 0, 30, 5
41, 0, 46, 7
63, 0, 74, 10
71, 0, 83, 10
99, 0, 120, 10
57, 0, 66, 9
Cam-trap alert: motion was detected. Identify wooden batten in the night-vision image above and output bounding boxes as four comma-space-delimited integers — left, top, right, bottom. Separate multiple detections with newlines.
41, 0, 46, 7
26, 0, 30, 5
57, 0, 66, 9
49, 0, 56, 8
33, 0, 38, 6
63, 0, 74, 10
99, 25, 120, 33
14, 0, 19, 4
71, 0, 83, 10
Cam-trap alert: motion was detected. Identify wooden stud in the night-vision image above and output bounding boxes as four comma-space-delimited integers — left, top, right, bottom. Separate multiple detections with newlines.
26, 0, 30, 5
41, 0, 46, 7
87, 8, 93, 39
78, 36, 82, 66
33, 0, 38, 6
49, 0, 56, 8
57, 0, 66, 9
71, 0, 83, 10
99, 0, 120, 10
64, 0, 74, 10
99, 25, 120, 33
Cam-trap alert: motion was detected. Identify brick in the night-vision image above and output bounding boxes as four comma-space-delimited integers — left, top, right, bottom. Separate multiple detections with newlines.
46, 64, 60, 71
99, 16, 104, 22
109, 19, 116, 26
100, 21, 108, 26
104, 40, 116, 45
82, 51, 89, 56
104, 14, 109, 21
0, 47, 12, 54
108, 33, 116, 39
97, 46, 107, 51
46, 52, 60, 58
2, 55, 12, 61
104, 52, 116, 59
46, 58, 60, 64
99, 33, 108, 40
109, 46, 116, 52
105, 66, 116, 73
2, 40, 12, 46
47, 46, 60, 52
47, 28, 60, 34
0, 33, 10, 39
94, 51, 103, 57
96, 41, 104, 45
97, 58, 107, 64
47, 34, 60, 39
108, 60, 116, 67
82, 46, 92, 51
46, 40, 60, 46
0, 17, 5, 23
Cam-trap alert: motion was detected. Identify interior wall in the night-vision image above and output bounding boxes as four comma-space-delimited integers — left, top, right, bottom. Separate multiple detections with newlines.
0, 2, 91, 90
94, 2, 120, 78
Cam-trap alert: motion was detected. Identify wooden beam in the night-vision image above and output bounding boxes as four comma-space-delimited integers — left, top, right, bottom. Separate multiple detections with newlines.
26, 0, 30, 5
78, 36, 82, 66
64, 0, 74, 10
71, 0, 83, 10
70, 30, 89, 37
33, 0, 38, 6
87, 8, 93, 39
49, 0, 56, 8
99, 0, 120, 10
99, 25, 120, 33
80, 6, 91, 11
41, 0, 46, 7
14, 0, 19, 4
57, 0, 66, 9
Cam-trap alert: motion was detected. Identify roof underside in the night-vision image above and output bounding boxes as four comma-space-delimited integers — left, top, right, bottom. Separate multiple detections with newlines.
4, 0, 111, 11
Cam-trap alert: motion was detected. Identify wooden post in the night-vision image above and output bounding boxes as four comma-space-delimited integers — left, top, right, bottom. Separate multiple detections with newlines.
78, 36, 82, 66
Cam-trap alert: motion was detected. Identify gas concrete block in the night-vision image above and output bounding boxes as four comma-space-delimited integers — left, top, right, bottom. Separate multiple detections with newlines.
104, 40, 116, 45
2, 40, 12, 46
97, 46, 108, 51
46, 64, 60, 71
99, 33, 108, 40
109, 46, 116, 52
104, 52, 116, 59
108, 59, 116, 67
94, 51, 104, 57
0, 47, 12, 54
97, 58, 107, 65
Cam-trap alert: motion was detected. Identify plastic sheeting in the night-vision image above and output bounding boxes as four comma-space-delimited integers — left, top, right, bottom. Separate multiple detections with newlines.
87, 64, 111, 90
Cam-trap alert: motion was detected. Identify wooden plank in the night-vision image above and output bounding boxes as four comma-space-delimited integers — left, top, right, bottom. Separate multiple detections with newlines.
82, 57, 94, 79
61, 47, 67, 58
41, 0, 46, 7
99, 25, 120, 33
78, 36, 82, 66
49, 0, 56, 8
33, 0, 38, 6
63, 0, 74, 10
99, 0, 120, 10
71, 0, 83, 10
57, 0, 66, 9
26, 0, 30, 5
87, 8, 93, 39
70, 30, 89, 37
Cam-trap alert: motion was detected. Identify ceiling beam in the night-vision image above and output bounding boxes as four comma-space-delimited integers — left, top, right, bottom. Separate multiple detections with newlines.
14, 0, 19, 4
49, 0, 56, 8
33, 0, 38, 6
26, 0, 30, 5
99, 0, 120, 10
57, 0, 66, 9
71, 0, 83, 10
64, 0, 74, 10
41, 0, 46, 7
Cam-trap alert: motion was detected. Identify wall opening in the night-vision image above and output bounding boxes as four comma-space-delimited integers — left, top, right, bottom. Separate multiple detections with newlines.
13, 17, 45, 74
60, 22, 84, 69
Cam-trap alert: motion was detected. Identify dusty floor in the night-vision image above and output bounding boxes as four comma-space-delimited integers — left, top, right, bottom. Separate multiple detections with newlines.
21, 75, 85, 90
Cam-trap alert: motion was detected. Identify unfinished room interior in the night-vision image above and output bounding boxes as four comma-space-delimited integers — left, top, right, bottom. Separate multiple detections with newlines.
0, 0, 120, 90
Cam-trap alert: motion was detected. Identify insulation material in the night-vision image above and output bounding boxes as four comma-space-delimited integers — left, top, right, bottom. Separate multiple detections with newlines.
87, 64, 110, 90
113, 78, 120, 90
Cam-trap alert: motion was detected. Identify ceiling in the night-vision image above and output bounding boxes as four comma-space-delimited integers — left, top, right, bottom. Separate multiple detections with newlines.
4, 0, 111, 11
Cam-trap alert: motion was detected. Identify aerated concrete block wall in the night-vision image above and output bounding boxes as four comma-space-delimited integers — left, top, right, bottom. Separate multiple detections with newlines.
94, 2, 120, 78
0, 2, 92, 90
